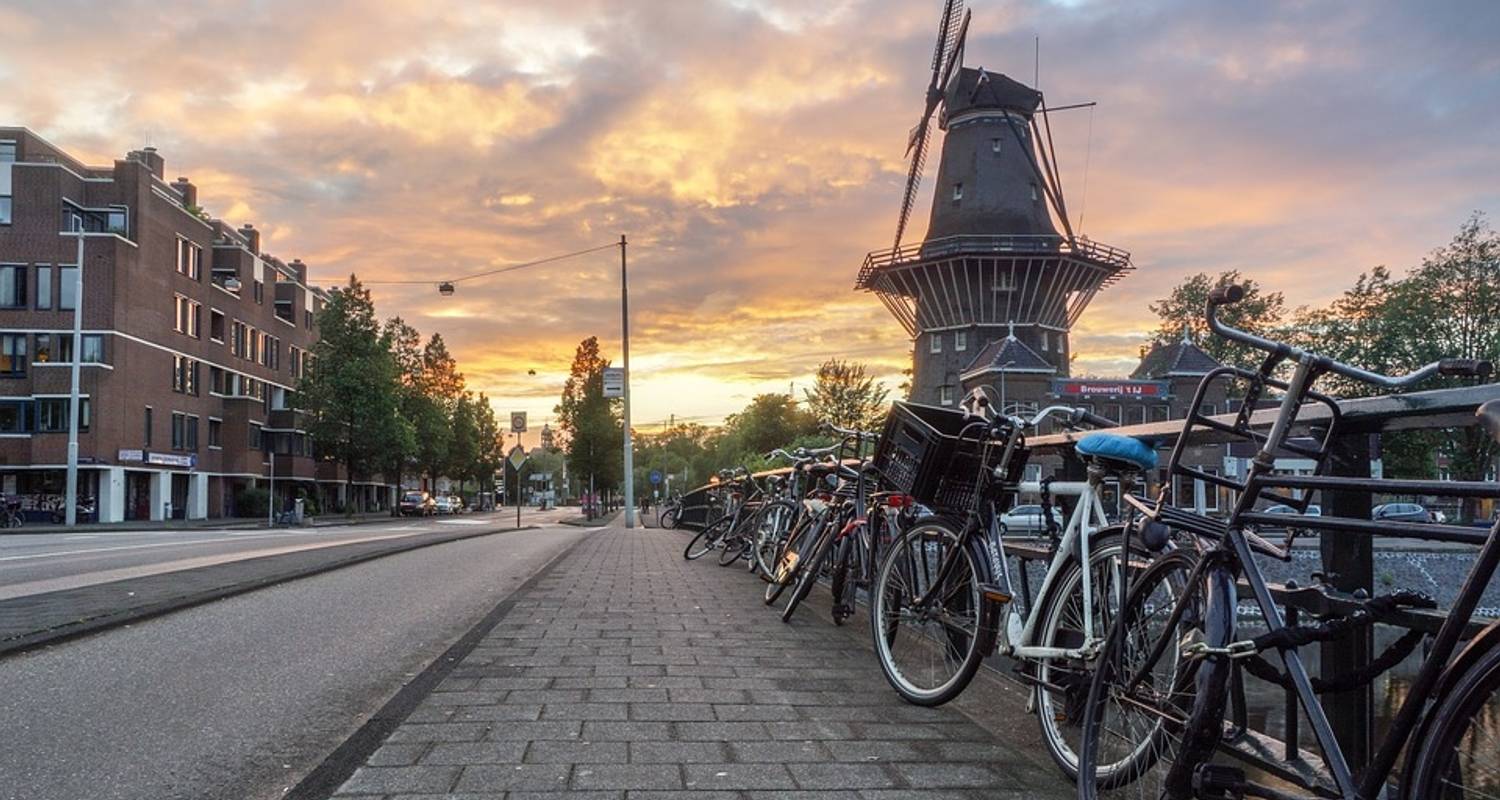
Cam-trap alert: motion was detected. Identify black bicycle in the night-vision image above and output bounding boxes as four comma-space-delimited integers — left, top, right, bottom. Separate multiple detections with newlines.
1075, 284, 1498, 800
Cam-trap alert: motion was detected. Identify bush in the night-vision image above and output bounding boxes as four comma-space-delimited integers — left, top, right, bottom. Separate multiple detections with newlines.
296, 489, 321, 517
236, 487, 269, 518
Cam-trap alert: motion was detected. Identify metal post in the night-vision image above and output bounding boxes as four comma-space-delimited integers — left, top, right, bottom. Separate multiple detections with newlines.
268, 451, 275, 527
64, 231, 85, 527
620, 234, 635, 528
1322, 431, 1374, 769
516, 431, 522, 529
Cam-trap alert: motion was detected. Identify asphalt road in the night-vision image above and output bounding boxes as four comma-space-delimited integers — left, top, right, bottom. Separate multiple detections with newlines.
0, 523, 593, 800
0, 508, 570, 600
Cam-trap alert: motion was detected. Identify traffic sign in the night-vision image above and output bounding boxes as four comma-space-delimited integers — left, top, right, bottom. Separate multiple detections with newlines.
508, 445, 528, 470
510, 411, 527, 433
649, 469, 662, 485
603, 367, 624, 398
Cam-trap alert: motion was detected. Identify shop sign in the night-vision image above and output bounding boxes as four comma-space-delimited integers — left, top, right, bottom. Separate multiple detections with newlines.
1053, 379, 1167, 398
145, 452, 196, 469
117, 449, 144, 462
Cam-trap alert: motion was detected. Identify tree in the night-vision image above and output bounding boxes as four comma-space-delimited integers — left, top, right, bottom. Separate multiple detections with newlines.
556, 337, 622, 496
1149, 270, 1285, 370
414, 333, 464, 487
447, 392, 481, 491
383, 317, 425, 502
298, 275, 404, 511
471, 393, 504, 505
803, 359, 889, 432
718, 393, 816, 466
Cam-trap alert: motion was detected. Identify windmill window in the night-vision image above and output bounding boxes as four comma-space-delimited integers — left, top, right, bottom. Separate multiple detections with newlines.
1040, 331, 1049, 352
952, 183, 963, 201
991, 138, 1002, 154
1030, 183, 1039, 202
929, 333, 942, 354
939, 385, 954, 406
955, 331, 967, 352
993, 271, 1015, 291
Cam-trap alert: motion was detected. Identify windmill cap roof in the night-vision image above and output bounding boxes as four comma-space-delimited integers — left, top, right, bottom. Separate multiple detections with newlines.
946, 69, 1043, 116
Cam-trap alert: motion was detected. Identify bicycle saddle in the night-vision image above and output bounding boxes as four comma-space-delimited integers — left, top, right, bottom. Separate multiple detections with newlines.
1076, 432, 1159, 472
1480, 399, 1500, 445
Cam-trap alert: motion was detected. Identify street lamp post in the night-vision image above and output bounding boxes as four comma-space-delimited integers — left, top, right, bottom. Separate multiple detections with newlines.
619, 234, 635, 529
63, 230, 86, 527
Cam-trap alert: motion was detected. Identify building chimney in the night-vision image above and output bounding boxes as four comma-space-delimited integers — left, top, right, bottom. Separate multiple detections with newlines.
171, 176, 198, 209
133, 146, 165, 179
238, 223, 260, 255
289, 258, 308, 283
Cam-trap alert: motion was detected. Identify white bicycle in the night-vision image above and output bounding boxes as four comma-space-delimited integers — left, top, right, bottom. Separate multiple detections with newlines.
869, 389, 1170, 781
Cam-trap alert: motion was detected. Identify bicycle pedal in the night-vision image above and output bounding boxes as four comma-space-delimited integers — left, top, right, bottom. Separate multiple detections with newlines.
1192, 763, 1246, 799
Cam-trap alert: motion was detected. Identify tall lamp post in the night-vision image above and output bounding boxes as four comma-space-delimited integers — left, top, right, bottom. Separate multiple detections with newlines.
62, 228, 87, 526
619, 235, 635, 529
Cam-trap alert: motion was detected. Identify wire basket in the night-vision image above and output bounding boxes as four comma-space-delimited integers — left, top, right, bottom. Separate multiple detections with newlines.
873, 401, 1024, 515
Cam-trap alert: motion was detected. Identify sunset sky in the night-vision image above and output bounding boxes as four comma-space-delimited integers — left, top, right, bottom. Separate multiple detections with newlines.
3, 0, 1497, 441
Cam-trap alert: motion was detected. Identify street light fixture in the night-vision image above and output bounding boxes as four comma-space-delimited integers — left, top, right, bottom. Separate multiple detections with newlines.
437, 281, 455, 296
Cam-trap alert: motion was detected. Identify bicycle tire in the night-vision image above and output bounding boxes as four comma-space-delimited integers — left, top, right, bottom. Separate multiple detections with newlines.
684, 514, 734, 560
716, 515, 748, 567
868, 518, 985, 706
781, 522, 839, 623
1075, 549, 1231, 798
1402, 641, 1500, 799
765, 511, 824, 605
752, 500, 798, 581
660, 508, 678, 529
829, 536, 855, 626
1029, 530, 1153, 783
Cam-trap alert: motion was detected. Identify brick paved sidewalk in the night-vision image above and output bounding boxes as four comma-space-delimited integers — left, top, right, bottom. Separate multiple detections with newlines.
331, 527, 1073, 799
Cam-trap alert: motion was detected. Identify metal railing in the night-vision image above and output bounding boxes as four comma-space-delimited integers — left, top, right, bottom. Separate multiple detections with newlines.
856, 233, 1133, 288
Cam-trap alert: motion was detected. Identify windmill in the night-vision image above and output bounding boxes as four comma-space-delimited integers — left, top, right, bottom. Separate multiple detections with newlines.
856, 1, 1133, 407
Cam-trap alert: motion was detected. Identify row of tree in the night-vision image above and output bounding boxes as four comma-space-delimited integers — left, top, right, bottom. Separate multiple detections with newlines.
297, 277, 507, 508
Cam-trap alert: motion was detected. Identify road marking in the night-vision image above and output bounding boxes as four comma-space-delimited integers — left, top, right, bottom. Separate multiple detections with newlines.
436, 519, 486, 526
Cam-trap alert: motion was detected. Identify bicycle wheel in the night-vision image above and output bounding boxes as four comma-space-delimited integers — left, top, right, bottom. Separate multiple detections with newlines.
1075, 549, 1233, 798
716, 512, 749, 567
660, 507, 678, 529
1030, 531, 1162, 783
752, 500, 797, 581
1403, 643, 1500, 799
869, 518, 985, 706
780, 522, 839, 623
684, 514, 734, 560
829, 535, 856, 626
765, 511, 825, 605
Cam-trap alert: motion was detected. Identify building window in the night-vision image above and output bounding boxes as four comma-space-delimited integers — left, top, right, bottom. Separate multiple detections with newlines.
1040, 331, 1049, 352
174, 295, 201, 337
58, 266, 78, 310
954, 331, 967, 352
249, 424, 263, 450
254, 280, 264, 304
0, 334, 25, 375
0, 265, 26, 307
173, 355, 200, 395
37, 398, 89, 433
939, 385, 954, 406
144, 406, 152, 447
34, 334, 52, 363
929, 333, 942, 354
952, 183, 963, 201
0, 197, 10, 225
0, 141, 14, 162
35, 265, 51, 309
993, 271, 1015, 292
0, 400, 28, 433
1199, 402, 1217, 417
176, 237, 202, 280
249, 328, 260, 362
171, 412, 199, 451
208, 418, 222, 448
210, 310, 225, 342
81, 334, 103, 363
1151, 404, 1170, 423
1030, 183, 1039, 202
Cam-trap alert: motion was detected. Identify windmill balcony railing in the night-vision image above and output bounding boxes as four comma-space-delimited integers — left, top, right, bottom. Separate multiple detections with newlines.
856, 233, 1132, 287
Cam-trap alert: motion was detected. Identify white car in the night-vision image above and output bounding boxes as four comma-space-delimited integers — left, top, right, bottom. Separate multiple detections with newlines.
1000, 504, 1064, 534
433, 496, 457, 515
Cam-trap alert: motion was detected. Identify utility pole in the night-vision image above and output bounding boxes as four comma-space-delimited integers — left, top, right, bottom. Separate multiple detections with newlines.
620, 234, 635, 528
64, 230, 86, 527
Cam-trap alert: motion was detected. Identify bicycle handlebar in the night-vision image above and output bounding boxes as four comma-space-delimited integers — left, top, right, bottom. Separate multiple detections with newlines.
820, 421, 879, 442
1208, 284, 1493, 389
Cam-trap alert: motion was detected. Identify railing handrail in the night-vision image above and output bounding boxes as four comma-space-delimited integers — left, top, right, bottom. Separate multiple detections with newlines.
858, 233, 1133, 285
1026, 382, 1500, 451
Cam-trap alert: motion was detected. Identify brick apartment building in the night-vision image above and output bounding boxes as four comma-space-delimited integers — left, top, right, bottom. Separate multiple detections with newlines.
0, 128, 393, 522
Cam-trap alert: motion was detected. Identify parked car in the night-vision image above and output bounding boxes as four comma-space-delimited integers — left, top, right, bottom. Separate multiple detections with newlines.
399, 491, 436, 517
1372, 502, 1433, 523
434, 496, 457, 515
1262, 503, 1322, 517
1000, 503, 1065, 534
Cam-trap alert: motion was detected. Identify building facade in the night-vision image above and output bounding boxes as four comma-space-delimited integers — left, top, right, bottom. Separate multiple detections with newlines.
0, 128, 391, 522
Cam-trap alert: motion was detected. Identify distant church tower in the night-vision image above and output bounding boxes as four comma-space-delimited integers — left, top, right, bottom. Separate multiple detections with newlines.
855, 1, 1132, 407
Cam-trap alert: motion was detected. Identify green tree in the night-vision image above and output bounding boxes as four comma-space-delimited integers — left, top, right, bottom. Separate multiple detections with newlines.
803, 359, 890, 432
298, 275, 404, 511
383, 317, 425, 503
556, 337, 622, 496
414, 334, 465, 487
1150, 270, 1286, 370
717, 393, 816, 466
471, 393, 503, 505
447, 392, 481, 491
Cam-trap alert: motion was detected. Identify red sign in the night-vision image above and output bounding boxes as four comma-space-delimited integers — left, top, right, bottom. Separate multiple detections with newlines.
1055, 380, 1165, 397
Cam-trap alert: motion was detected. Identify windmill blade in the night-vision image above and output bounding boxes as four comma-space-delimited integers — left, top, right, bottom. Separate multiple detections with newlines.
929, 0, 964, 79
894, 119, 932, 249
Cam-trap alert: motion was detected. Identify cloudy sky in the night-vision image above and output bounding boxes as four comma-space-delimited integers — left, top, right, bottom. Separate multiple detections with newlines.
3, 0, 1496, 438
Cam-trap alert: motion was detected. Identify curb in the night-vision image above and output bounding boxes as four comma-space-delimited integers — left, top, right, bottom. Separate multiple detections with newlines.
0, 524, 540, 659
284, 528, 597, 800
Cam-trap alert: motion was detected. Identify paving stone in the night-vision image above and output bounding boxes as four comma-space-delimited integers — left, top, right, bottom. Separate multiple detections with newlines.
421, 740, 529, 765
524, 739, 629, 764
683, 763, 797, 791
365, 742, 430, 767
571, 763, 683, 790
452, 762, 573, 792
789, 762, 900, 790
540, 702, 630, 720
727, 740, 830, 763
335, 765, 461, 794
629, 741, 728, 764
580, 720, 673, 741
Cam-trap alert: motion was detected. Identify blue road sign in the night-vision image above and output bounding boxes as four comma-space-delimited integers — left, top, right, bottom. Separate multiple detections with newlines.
649, 470, 663, 485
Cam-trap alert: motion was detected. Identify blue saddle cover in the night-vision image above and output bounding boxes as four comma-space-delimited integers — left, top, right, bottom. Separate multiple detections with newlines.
1076, 433, 1159, 471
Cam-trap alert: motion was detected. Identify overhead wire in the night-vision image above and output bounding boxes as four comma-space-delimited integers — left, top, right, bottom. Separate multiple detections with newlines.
350, 242, 620, 287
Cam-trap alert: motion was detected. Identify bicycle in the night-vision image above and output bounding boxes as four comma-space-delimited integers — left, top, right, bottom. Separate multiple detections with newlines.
867, 392, 1163, 780
683, 468, 755, 560
1075, 284, 1497, 800
3, 499, 22, 528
